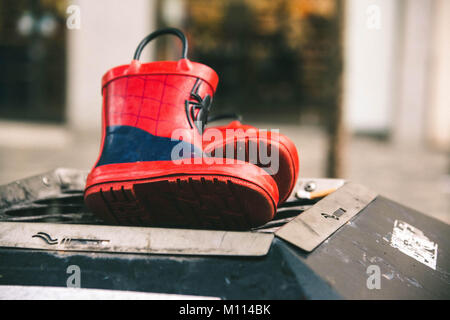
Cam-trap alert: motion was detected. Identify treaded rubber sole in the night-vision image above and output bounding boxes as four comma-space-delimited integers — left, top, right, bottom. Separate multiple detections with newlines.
206, 136, 297, 204
85, 174, 276, 230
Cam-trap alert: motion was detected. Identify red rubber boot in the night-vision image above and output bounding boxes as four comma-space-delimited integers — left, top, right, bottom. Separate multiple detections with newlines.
203, 120, 299, 204
84, 28, 279, 230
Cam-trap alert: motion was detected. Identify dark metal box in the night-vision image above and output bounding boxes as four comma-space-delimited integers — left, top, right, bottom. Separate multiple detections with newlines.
0, 169, 448, 299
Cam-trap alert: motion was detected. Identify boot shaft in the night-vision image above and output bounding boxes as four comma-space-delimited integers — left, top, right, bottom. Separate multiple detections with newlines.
102, 59, 218, 140
94, 29, 218, 168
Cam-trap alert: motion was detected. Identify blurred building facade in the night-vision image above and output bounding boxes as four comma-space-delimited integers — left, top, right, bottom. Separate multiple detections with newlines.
344, 0, 450, 150
0, 0, 447, 151
66, 0, 156, 132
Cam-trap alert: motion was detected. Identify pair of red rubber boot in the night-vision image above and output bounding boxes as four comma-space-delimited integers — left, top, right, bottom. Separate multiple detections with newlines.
84, 28, 299, 230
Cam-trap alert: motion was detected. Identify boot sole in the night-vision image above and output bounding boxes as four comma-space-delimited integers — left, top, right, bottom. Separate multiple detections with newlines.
205, 133, 299, 204
85, 165, 277, 230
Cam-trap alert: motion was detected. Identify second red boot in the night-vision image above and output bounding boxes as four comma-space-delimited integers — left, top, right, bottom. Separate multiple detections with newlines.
203, 120, 299, 204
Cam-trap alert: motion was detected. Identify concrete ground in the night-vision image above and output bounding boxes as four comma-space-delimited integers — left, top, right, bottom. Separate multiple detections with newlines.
0, 121, 448, 224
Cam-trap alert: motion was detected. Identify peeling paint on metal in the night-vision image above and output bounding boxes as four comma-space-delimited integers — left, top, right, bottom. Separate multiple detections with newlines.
390, 220, 438, 270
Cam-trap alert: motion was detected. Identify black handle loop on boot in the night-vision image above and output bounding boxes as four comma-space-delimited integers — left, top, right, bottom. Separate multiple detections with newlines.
133, 28, 188, 61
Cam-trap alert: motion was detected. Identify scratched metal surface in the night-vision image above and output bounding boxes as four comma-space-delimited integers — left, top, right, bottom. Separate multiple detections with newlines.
275, 182, 377, 252
0, 168, 99, 224
288, 196, 450, 299
0, 169, 449, 299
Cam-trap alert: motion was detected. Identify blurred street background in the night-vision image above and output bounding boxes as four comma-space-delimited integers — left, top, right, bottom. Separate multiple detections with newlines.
0, 0, 449, 224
